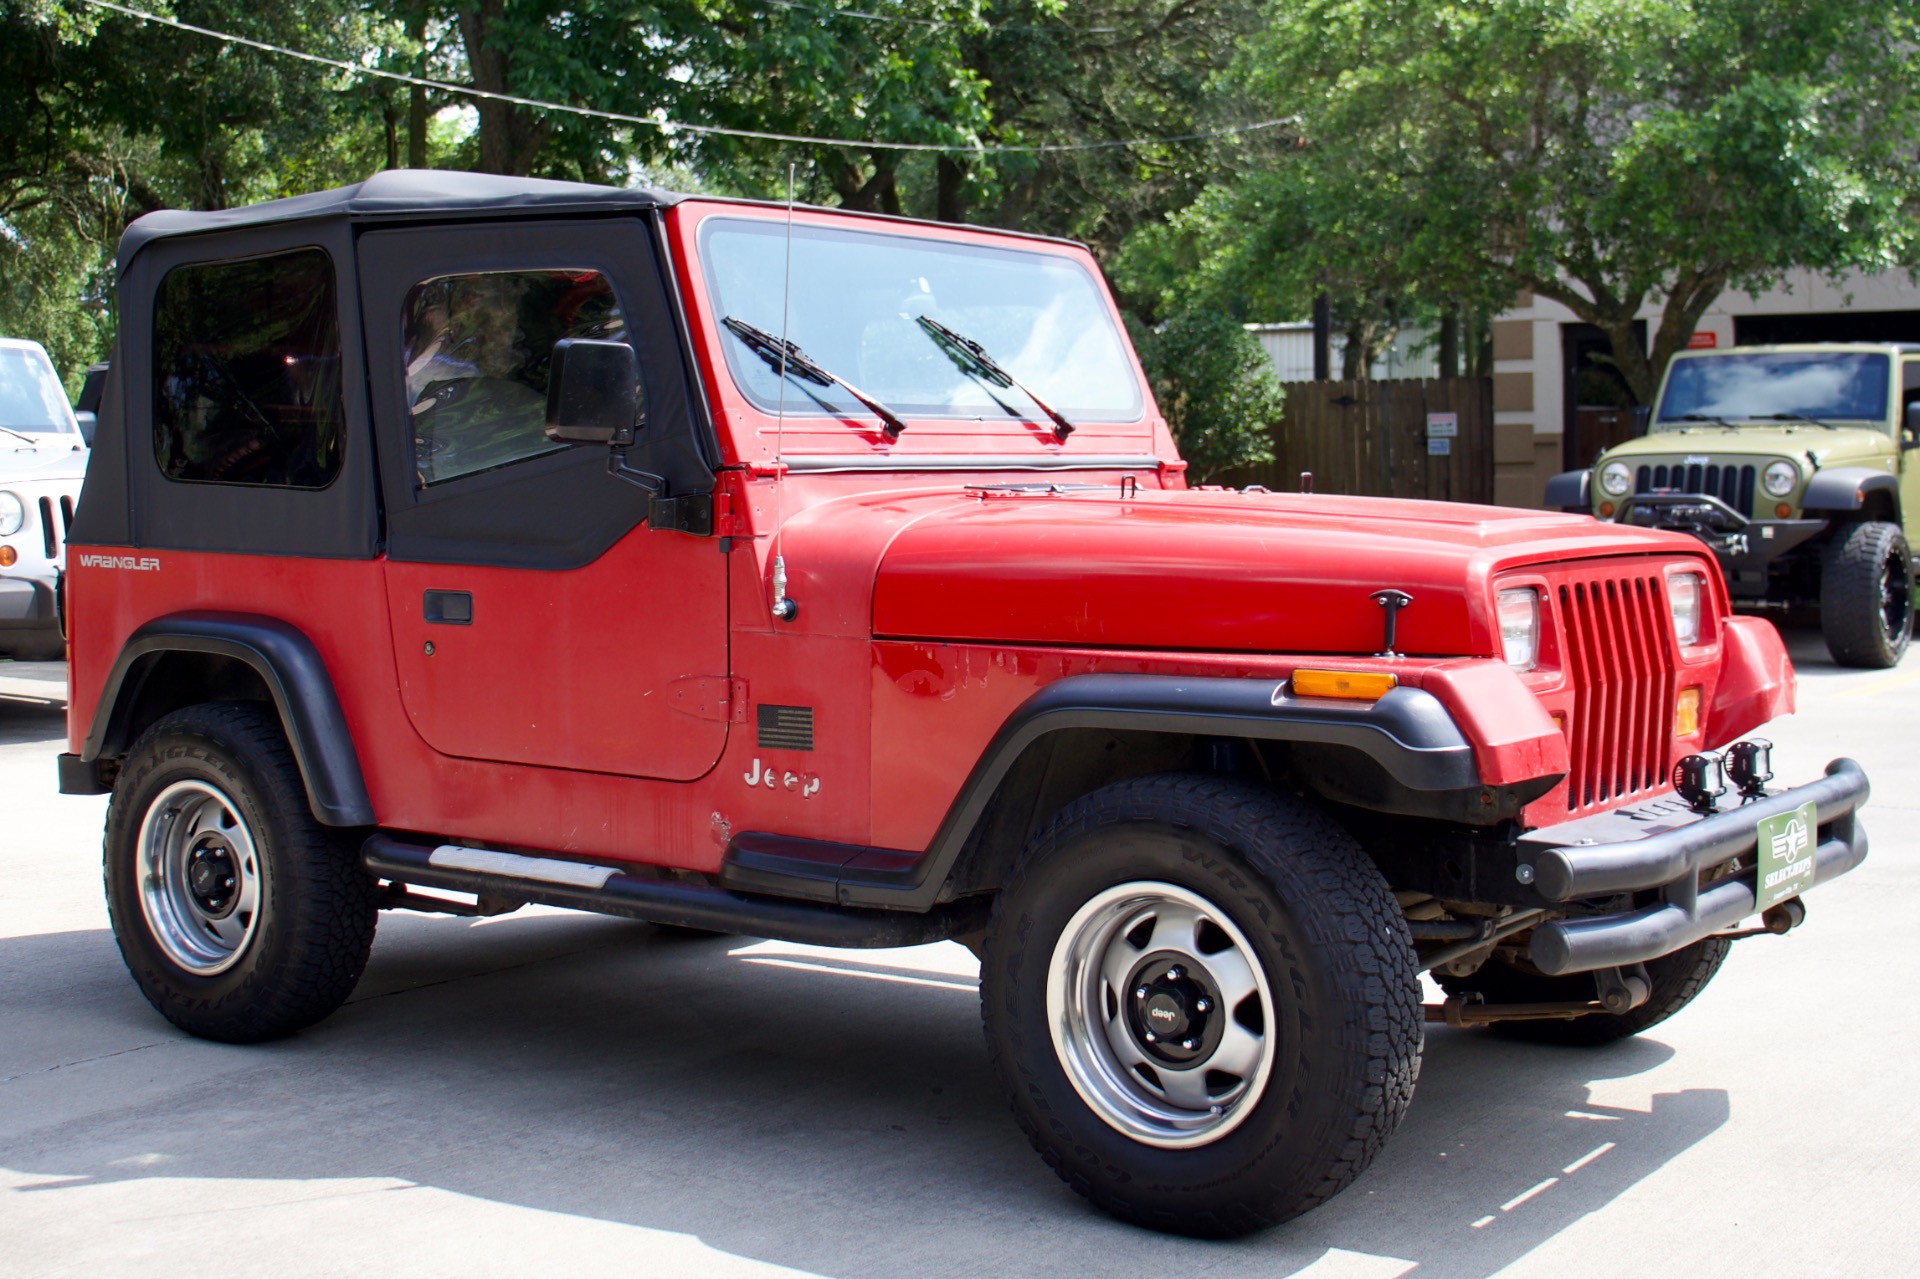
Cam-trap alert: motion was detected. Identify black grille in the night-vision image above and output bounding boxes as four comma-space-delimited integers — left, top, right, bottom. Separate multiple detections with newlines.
37, 497, 57, 559
1634, 462, 1756, 516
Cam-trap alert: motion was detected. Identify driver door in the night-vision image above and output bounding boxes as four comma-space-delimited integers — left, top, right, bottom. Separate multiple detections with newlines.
357, 220, 727, 780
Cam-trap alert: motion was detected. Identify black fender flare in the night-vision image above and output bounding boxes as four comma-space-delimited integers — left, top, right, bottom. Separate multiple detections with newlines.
80, 611, 374, 826
723, 673, 1482, 911
1544, 469, 1592, 513
1802, 467, 1899, 515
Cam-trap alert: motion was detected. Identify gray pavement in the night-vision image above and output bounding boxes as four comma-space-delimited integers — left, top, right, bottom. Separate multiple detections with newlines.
2, 635, 1917, 1279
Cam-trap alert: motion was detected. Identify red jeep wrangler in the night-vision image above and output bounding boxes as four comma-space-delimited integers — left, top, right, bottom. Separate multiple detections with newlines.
60, 172, 1868, 1236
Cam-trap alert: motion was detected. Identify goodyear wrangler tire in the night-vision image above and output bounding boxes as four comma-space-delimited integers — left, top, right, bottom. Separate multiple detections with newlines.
980, 774, 1422, 1237
103, 702, 378, 1043
1435, 938, 1730, 1047
1820, 520, 1912, 669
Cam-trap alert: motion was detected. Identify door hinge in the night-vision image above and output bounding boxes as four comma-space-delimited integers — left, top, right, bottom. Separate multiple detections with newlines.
649, 493, 714, 536
667, 675, 747, 723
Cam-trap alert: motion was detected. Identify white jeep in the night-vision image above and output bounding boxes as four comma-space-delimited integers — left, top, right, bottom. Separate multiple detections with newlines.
0, 338, 89, 661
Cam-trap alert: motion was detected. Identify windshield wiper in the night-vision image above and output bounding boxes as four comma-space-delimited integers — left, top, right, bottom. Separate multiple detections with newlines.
0, 424, 39, 445
1754, 413, 1840, 430
721, 316, 906, 440
1673, 413, 1738, 428
916, 316, 1075, 442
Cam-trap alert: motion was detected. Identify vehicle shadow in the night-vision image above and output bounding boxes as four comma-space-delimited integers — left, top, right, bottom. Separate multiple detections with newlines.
0, 911, 1727, 1279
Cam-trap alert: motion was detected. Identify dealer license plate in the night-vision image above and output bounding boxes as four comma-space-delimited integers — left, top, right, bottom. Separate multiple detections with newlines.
1755, 800, 1817, 912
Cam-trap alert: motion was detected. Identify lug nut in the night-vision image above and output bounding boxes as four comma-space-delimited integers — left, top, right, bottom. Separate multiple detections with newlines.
1194, 998, 1210, 1013
1135, 986, 1149, 1000
1182, 1038, 1199, 1051
1166, 966, 1184, 981
1143, 1031, 1157, 1043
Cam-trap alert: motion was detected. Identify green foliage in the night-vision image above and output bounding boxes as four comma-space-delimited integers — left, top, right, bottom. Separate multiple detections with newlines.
1129, 306, 1281, 483
1220, 0, 1920, 400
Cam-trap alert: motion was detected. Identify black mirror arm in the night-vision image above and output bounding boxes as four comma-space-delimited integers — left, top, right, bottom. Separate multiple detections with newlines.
608, 448, 666, 496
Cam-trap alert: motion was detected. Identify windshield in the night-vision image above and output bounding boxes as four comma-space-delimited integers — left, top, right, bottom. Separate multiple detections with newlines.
699, 217, 1144, 423
1656, 351, 1891, 426
0, 346, 77, 434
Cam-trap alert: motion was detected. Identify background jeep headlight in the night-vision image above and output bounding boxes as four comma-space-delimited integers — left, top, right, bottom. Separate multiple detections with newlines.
1762, 460, 1799, 498
1668, 572, 1704, 645
1599, 461, 1633, 496
0, 491, 23, 537
1497, 588, 1539, 670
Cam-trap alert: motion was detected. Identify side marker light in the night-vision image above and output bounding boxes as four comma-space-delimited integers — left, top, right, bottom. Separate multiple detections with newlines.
1291, 669, 1399, 700
1674, 687, 1702, 737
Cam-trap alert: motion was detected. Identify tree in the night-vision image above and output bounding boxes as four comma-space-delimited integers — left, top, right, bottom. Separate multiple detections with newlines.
1234, 0, 1920, 402
1129, 306, 1281, 482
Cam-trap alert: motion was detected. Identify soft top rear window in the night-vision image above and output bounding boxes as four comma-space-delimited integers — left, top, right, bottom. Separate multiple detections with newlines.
153, 247, 345, 488
700, 218, 1145, 424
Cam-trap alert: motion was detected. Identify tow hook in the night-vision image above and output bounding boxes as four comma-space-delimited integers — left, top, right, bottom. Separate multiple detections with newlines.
1723, 897, 1807, 941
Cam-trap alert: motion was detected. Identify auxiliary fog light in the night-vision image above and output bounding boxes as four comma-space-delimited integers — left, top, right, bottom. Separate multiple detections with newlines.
1724, 738, 1774, 799
1673, 752, 1725, 814
1674, 686, 1702, 737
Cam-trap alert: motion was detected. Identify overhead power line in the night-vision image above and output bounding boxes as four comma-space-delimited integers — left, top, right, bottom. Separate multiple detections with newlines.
759, 0, 1116, 34
77, 0, 1290, 156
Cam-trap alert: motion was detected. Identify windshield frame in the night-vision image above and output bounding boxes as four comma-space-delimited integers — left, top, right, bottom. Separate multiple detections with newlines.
1653, 349, 1895, 432
692, 211, 1149, 431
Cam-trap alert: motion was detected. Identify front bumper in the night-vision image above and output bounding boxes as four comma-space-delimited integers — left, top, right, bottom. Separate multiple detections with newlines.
1618, 494, 1824, 597
1517, 759, 1869, 974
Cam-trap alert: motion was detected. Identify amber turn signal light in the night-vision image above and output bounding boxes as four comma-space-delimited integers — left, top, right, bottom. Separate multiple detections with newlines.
1674, 686, 1702, 737
1292, 669, 1399, 700
1775, 503, 1792, 518
0, 546, 15, 568
1598, 501, 1615, 517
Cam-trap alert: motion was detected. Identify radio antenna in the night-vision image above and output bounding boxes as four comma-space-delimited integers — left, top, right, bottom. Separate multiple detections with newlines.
770, 161, 798, 622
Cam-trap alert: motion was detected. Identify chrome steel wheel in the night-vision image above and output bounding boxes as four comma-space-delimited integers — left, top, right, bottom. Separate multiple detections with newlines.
135, 779, 264, 975
1046, 881, 1277, 1149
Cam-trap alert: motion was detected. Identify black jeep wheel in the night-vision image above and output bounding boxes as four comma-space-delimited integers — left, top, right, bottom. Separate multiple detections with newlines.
1434, 938, 1730, 1047
1820, 520, 1912, 668
103, 702, 378, 1043
980, 774, 1421, 1237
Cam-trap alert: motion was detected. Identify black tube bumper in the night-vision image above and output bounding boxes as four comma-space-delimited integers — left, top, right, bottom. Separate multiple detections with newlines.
1519, 759, 1869, 975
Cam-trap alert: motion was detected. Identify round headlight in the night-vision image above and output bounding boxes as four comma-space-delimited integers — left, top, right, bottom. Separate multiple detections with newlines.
1763, 460, 1799, 498
1599, 461, 1633, 497
0, 492, 23, 537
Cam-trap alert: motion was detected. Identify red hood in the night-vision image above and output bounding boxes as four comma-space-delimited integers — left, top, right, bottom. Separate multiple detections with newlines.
850, 488, 1712, 656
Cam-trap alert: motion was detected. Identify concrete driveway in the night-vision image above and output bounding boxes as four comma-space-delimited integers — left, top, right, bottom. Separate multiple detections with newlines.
2, 633, 1915, 1278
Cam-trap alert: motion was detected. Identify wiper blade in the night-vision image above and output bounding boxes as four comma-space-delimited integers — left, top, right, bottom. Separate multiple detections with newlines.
1674, 413, 1738, 428
1754, 413, 1840, 430
917, 316, 1075, 442
722, 316, 906, 439
0, 424, 38, 445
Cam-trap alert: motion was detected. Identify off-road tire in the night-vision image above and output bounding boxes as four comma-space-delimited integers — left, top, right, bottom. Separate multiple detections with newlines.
980, 773, 1422, 1237
1435, 937, 1730, 1047
1820, 520, 1912, 668
103, 701, 378, 1043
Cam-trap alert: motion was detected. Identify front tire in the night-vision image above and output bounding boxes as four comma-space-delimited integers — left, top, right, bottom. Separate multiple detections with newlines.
104, 702, 378, 1043
1820, 520, 1912, 668
980, 774, 1421, 1237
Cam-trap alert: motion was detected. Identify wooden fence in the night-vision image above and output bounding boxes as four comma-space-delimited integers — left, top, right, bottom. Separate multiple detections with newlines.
1212, 377, 1494, 505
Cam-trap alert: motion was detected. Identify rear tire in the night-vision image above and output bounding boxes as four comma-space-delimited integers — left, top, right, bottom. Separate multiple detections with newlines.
1435, 938, 1730, 1047
980, 774, 1421, 1237
103, 702, 378, 1043
1820, 520, 1912, 668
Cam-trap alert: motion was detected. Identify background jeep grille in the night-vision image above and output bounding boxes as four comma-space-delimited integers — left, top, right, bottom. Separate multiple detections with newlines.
1634, 462, 1756, 516
1557, 571, 1678, 813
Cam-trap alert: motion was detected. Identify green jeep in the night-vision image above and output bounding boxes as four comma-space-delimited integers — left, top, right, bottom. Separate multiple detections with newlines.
1549, 343, 1920, 668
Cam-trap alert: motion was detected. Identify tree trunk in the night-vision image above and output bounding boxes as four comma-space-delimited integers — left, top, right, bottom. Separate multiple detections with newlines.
936, 156, 966, 224
456, 1, 550, 176
1438, 312, 1459, 379
407, 7, 428, 168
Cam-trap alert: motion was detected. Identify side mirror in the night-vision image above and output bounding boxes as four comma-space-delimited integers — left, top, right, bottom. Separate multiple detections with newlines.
1904, 401, 1920, 450
545, 339, 642, 445
74, 411, 96, 447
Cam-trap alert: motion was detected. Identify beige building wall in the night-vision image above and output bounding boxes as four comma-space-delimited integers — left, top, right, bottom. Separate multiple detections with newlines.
1490, 268, 1920, 507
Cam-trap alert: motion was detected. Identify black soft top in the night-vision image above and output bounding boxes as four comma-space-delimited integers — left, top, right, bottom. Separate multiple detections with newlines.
118, 170, 679, 269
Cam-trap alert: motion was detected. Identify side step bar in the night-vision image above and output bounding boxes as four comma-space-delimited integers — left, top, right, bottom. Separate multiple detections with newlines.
362, 836, 985, 950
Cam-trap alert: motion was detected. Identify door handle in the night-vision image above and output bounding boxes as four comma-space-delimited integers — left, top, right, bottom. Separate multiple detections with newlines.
423, 590, 473, 624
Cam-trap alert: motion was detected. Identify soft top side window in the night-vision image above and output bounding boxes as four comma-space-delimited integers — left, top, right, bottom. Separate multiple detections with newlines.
153, 248, 344, 488
402, 269, 626, 487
